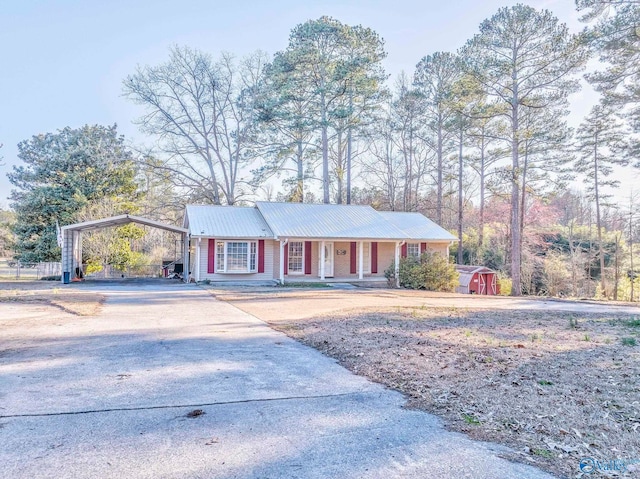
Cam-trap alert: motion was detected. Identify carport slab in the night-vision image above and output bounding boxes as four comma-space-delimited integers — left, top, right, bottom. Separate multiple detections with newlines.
0, 284, 555, 478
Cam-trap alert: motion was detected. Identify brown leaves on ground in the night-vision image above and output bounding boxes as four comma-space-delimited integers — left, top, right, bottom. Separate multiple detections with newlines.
0, 284, 104, 316
269, 307, 640, 479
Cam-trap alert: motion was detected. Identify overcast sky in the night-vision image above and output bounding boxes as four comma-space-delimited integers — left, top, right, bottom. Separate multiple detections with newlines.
1, 0, 633, 208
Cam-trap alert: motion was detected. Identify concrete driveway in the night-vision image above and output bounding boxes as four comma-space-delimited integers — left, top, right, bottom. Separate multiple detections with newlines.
0, 283, 555, 479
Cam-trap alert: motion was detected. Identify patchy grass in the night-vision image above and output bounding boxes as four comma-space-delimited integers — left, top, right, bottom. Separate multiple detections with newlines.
265, 307, 640, 478
627, 318, 640, 328
0, 283, 104, 316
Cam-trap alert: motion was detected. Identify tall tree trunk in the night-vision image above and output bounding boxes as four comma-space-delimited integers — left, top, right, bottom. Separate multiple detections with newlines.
346, 92, 353, 205
296, 139, 304, 203
594, 134, 606, 296
519, 141, 529, 255
457, 124, 464, 265
408, 127, 414, 211
630, 201, 635, 301
436, 114, 443, 224
614, 232, 620, 300
336, 130, 344, 204
510, 87, 522, 296
478, 135, 486, 249
321, 88, 330, 204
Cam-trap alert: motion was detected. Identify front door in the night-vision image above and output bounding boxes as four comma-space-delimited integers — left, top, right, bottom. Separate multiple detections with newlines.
319, 242, 334, 277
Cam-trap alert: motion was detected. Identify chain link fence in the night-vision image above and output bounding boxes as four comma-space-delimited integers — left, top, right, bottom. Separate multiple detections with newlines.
0, 259, 62, 280
0, 259, 181, 281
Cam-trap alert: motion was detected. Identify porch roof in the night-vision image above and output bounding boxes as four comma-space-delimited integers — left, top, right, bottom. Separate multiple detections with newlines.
256, 202, 407, 240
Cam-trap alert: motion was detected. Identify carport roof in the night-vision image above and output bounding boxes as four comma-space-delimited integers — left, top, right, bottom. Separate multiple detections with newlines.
61, 214, 187, 234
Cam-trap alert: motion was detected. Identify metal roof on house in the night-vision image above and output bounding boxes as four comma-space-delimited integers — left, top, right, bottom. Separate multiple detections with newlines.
185, 205, 273, 238
184, 202, 458, 241
255, 202, 407, 240
377, 211, 457, 241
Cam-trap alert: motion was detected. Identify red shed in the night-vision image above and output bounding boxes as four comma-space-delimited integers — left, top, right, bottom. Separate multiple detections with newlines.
455, 265, 499, 295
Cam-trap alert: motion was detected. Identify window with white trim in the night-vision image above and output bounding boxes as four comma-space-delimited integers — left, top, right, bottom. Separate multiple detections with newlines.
216, 241, 258, 273
288, 241, 304, 274
407, 242, 420, 259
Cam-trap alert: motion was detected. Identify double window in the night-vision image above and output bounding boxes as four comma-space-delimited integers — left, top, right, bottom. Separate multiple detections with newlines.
216, 241, 257, 273
288, 241, 304, 274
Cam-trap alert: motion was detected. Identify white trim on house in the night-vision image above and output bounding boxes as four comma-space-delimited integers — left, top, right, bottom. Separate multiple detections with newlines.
214, 239, 259, 274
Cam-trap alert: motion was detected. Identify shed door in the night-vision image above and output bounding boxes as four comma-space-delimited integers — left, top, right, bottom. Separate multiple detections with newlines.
490, 274, 497, 295
479, 274, 487, 295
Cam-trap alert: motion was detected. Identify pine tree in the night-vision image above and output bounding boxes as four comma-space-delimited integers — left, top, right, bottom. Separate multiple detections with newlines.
574, 104, 630, 296
462, 5, 588, 295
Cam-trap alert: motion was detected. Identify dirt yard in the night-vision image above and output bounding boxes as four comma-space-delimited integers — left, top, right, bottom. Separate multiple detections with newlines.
215, 287, 640, 478
0, 281, 104, 316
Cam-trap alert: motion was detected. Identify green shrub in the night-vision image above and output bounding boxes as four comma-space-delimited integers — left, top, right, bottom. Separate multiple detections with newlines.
498, 276, 512, 296
385, 252, 458, 292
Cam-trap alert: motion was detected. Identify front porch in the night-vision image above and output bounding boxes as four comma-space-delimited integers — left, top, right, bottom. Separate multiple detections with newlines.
277, 239, 402, 285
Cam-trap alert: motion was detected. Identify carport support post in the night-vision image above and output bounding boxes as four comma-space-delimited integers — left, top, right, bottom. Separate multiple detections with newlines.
183, 234, 190, 283
72, 230, 82, 278
358, 241, 364, 280
61, 228, 73, 283
320, 240, 325, 280
395, 241, 400, 288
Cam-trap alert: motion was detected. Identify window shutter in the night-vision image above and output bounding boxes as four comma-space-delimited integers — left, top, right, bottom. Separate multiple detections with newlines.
284, 243, 289, 275
420, 242, 427, 254
350, 242, 357, 274
371, 242, 378, 274
207, 239, 215, 273
258, 240, 265, 273
401, 243, 408, 258
304, 241, 312, 274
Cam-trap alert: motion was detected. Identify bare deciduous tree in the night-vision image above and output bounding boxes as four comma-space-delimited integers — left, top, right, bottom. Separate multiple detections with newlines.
123, 46, 268, 205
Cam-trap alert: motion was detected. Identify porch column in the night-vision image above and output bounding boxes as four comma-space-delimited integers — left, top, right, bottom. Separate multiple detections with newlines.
195, 238, 201, 282
395, 241, 400, 288
358, 241, 364, 280
320, 240, 326, 280
279, 239, 287, 285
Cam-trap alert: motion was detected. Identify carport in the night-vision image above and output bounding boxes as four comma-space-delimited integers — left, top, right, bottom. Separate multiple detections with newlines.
60, 214, 189, 283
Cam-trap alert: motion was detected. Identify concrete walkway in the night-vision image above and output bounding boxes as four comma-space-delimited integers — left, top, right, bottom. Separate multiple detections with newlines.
0, 283, 555, 479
